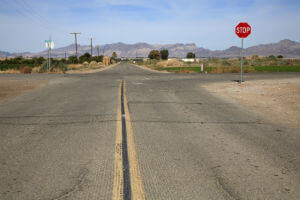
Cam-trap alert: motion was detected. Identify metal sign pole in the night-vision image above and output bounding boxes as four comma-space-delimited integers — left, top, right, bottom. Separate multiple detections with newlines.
240, 38, 244, 83
49, 47, 51, 72
47, 47, 50, 72
49, 36, 51, 72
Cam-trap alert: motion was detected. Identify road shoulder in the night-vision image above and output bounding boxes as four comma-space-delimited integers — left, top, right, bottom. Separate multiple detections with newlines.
202, 77, 300, 128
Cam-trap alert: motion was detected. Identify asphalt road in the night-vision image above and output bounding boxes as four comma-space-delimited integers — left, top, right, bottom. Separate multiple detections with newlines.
0, 63, 299, 200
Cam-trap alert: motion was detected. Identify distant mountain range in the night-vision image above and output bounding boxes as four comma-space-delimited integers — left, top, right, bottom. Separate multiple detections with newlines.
1, 39, 300, 58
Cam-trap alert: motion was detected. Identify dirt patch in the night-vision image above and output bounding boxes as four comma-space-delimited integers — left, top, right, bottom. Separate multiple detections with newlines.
203, 78, 300, 127
0, 78, 48, 103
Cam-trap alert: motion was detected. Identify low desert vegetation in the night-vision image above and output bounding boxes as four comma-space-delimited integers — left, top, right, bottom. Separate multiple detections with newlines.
0, 53, 117, 74
134, 53, 300, 73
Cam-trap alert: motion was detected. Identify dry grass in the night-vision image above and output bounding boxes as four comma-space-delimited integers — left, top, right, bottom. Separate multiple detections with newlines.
31, 67, 40, 73
49, 68, 65, 74
0, 69, 20, 74
67, 64, 83, 70
157, 59, 184, 68
88, 61, 102, 69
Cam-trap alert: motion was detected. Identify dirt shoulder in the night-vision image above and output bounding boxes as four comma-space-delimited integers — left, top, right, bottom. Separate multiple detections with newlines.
0, 77, 49, 104
66, 63, 118, 74
203, 77, 300, 128
133, 64, 170, 73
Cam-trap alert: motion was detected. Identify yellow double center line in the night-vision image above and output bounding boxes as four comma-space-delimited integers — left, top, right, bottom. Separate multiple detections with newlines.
113, 80, 146, 200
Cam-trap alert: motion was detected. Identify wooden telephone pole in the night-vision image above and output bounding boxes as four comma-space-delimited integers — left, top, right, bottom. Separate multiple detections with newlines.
90, 38, 93, 57
97, 46, 100, 57
70, 32, 81, 58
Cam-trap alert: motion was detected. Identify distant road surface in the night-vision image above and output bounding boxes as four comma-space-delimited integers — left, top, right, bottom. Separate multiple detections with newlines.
0, 63, 299, 200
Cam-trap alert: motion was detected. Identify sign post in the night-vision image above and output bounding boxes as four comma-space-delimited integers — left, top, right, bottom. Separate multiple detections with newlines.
45, 37, 54, 72
235, 22, 251, 83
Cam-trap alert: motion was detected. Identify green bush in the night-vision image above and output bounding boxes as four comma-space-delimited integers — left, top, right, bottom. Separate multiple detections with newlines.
92, 55, 103, 63
160, 49, 169, 60
186, 52, 195, 58
0, 56, 44, 70
148, 50, 161, 60
268, 55, 276, 60
68, 56, 78, 64
79, 53, 91, 64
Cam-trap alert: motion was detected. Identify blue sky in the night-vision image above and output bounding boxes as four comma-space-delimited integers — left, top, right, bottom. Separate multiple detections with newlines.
0, 0, 299, 52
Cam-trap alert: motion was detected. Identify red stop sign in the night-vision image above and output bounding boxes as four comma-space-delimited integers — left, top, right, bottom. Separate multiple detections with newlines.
235, 22, 251, 38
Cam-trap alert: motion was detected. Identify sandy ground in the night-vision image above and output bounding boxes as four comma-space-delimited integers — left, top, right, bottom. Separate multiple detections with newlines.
203, 78, 300, 128
0, 77, 48, 103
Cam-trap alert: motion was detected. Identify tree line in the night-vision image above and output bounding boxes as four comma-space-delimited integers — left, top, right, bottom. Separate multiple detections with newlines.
0, 52, 118, 71
148, 49, 196, 60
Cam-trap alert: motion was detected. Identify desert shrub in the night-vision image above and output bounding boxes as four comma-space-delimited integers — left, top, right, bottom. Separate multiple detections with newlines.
82, 61, 89, 67
145, 59, 158, 65
277, 55, 283, 58
39, 60, 67, 73
89, 61, 99, 69
92, 55, 103, 63
39, 63, 48, 72
20, 66, 32, 73
221, 60, 231, 66
268, 55, 276, 60
67, 64, 83, 70
112, 52, 117, 59
79, 53, 91, 64
68, 56, 78, 64
31, 67, 40, 73
55, 62, 67, 73
60, 58, 67, 63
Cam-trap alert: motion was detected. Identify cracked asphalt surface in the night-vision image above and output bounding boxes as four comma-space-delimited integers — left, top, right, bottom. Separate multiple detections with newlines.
0, 63, 299, 199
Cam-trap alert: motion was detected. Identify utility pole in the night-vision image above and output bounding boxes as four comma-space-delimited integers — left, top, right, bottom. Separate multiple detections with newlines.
97, 46, 100, 57
65, 51, 67, 59
90, 37, 93, 57
103, 46, 105, 56
70, 32, 81, 58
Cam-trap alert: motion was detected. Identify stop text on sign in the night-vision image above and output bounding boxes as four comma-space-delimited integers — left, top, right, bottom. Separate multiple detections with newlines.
236, 27, 251, 34
235, 22, 251, 38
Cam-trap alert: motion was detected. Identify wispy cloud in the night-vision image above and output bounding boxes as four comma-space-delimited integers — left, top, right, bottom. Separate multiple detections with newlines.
0, 0, 299, 52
